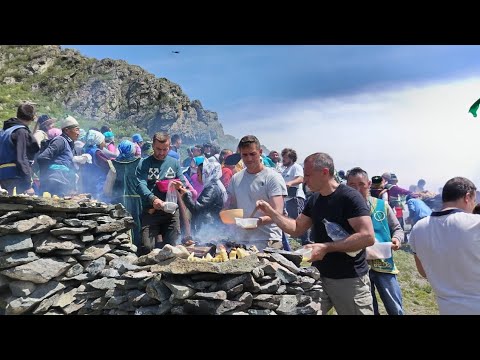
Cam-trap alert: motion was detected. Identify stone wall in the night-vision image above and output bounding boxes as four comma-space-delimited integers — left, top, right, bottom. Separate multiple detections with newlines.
0, 196, 322, 315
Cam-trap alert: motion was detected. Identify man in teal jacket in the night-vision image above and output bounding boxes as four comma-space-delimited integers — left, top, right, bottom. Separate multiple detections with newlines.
136, 132, 186, 253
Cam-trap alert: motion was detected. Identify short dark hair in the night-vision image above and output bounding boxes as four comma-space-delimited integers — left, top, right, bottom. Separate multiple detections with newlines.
346, 167, 369, 180
153, 132, 170, 144
17, 103, 36, 121
100, 125, 111, 134
473, 203, 480, 215
171, 134, 181, 144
238, 135, 261, 150
304, 152, 335, 176
219, 149, 233, 163
194, 145, 204, 154
418, 179, 426, 186
442, 177, 477, 203
281, 148, 297, 163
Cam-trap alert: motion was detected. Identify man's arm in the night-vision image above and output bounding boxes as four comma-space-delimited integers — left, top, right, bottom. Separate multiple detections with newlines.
286, 176, 304, 188
285, 164, 304, 187
327, 216, 375, 253
255, 199, 312, 237
135, 158, 158, 206
14, 130, 36, 183
414, 254, 427, 278
386, 203, 404, 250
37, 137, 62, 166
257, 195, 286, 226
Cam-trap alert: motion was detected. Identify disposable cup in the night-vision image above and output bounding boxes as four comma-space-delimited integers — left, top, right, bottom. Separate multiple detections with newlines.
366, 241, 392, 260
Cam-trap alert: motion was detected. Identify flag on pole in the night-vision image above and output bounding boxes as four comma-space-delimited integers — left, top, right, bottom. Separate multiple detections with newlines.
468, 97, 480, 117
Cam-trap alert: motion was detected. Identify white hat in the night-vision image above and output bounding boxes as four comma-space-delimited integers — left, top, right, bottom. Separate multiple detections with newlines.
60, 115, 79, 129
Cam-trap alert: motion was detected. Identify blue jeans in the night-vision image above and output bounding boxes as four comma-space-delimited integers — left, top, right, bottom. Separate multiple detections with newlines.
369, 270, 404, 315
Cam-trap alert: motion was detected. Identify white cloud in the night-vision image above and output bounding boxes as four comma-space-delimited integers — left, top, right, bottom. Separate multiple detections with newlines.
223, 77, 480, 193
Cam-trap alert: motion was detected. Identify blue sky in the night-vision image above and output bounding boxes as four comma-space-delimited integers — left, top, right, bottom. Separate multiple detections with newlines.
62, 45, 480, 191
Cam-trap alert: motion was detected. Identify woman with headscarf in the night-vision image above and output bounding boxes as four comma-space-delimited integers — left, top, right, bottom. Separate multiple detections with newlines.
104, 140, 142, 248
173, 157, 227, 235
33, 114, 56, 146
102, 131, 119, 159
132, 134, 144, 157
81, 129, 111, 199
189, 156, 205, 196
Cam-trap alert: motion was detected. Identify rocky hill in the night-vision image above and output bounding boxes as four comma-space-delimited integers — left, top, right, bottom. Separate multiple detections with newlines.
0, 45, 238, 147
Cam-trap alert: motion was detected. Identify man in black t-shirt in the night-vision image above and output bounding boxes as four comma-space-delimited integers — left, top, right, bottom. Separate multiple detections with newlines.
256, 152, 375, 315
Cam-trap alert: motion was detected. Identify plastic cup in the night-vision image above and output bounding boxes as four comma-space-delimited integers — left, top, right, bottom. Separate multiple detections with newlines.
294, 247, 313, 262
163, 202, 178, 214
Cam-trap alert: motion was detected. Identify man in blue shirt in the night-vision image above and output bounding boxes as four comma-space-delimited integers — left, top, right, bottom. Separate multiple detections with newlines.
406, 195, 432, 227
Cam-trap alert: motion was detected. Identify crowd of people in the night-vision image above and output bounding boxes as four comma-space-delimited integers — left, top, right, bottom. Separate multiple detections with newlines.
1, 103, 479, 315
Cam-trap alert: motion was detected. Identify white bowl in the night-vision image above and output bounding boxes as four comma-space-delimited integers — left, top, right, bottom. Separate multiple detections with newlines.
234, 217, 258, 229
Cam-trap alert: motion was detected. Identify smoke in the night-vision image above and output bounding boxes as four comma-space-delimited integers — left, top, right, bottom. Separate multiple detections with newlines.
223, 76, 480, 193
190, 221, 236, 245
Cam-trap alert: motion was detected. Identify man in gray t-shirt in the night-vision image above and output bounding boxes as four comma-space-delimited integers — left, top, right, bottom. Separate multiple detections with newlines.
226, 135, 287, 250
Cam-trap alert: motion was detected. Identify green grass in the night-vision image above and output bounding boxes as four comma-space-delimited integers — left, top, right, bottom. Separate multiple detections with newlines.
290, 238, 439, 315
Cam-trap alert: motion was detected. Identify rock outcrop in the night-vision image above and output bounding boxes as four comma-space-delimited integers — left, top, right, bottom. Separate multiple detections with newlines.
0, 45, 227, 144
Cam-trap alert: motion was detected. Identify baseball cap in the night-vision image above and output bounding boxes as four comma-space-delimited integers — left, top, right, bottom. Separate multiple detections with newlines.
223, 153, 241, 166
381, 172, 392, 181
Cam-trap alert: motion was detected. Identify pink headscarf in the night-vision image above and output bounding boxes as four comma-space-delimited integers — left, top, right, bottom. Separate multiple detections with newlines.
47, 128, 62, 139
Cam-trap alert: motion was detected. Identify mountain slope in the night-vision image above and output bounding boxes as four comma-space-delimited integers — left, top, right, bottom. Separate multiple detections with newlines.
0, 45, 235, 147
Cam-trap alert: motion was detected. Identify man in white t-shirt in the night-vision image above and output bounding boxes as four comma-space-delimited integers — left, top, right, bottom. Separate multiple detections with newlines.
409, 176, 480, 315
227, 135, 287, 250
281, 148, 309, 244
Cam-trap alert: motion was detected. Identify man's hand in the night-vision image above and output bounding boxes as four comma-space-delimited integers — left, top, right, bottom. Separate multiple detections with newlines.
391, 238, 401, 251
305, 243, 329, 261
25, 188, 35, 196
152, 198, 165, 211
255, 199, 274, 217
171, 180, 188, 195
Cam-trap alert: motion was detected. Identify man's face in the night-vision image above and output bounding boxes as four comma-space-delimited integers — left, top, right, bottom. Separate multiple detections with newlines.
303, 160, 327, 192
346, 174, 371, 199
240, 143, 262, 171
465, 191, 477, 213
153, 139, 170, 161
193, 148, 202, 157
65, 126, 80, 141
282, 155, 293, 167
269, 152, 280, 163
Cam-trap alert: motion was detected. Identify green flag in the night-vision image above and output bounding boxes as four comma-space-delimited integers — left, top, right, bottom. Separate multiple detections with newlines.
469, 97, 480, 117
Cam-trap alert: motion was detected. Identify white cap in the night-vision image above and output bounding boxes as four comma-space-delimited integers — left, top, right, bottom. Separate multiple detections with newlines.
60, 115, 79, 129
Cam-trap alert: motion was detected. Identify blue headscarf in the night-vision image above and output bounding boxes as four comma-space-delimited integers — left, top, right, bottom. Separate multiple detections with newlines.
103, 131, 114, 142
194, 156, 205, 166
116, 140, 136, 162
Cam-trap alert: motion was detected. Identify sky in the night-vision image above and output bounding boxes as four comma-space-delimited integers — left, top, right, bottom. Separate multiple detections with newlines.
62, 45, 480, 192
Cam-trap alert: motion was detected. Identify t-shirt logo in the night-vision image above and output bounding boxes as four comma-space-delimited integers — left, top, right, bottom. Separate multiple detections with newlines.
148, 168, 160, 180
165, 166, 176, 179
